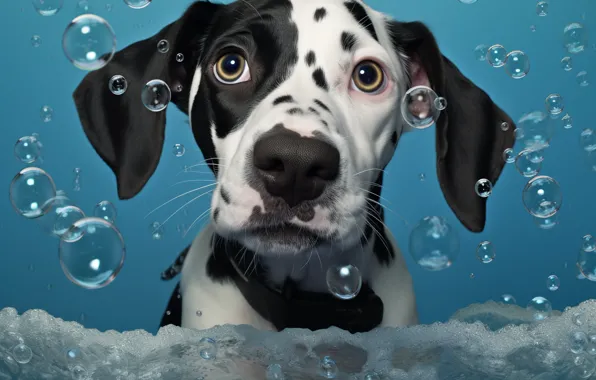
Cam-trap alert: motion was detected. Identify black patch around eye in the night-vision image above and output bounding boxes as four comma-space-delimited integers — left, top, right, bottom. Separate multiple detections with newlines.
220, 186, 231, 204
314, 7, 327, 21
287, 108, 304, 115
308, 107, 320, 115
313, 99, 331, 113
273, 95, 294, 105
341, 31, 357, 52
343, 1, 378, 41
391, 131, 398, 145
305, 51, 316, 66
312, 68, 329, 91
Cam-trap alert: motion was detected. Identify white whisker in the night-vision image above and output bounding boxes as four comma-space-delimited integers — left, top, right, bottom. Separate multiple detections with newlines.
145, 183, 217, 218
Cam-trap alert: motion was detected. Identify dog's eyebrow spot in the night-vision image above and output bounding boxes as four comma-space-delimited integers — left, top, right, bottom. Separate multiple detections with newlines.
320, 120, 328, 127
391, 131, 398, 145
273, 95, 294, 105
314, 7, 327, 21
313, 99, 331, 113
213, 208, 220, 223
341, 31, 357, 52
307, 107, 320, 116
312, 68, 329, 91
343, 1, 378, 41
220, 186, 231, 204
305, 51, 316, 67
287, 107, 304, 115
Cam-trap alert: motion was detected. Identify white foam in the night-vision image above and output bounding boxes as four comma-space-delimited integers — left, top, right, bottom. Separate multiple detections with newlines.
1, 301, 596, 379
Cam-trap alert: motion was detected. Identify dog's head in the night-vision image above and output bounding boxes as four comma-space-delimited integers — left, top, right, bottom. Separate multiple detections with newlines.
73, 0, 514, 257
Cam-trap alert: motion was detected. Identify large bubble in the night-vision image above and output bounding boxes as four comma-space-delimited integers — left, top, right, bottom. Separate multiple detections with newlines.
10, 167, 56, 219
62, 14, 116, 71
516, 111, 554, 151
400, 86, 441, 129
409, 216, 459, 271
522, 175, 562, 219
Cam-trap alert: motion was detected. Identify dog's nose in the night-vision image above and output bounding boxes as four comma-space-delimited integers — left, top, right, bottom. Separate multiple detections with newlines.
253, 129, 340, 207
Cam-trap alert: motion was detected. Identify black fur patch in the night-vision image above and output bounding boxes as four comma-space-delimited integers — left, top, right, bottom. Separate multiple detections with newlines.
273, 95, 294, 105
320, 120, 328, 127
313, 99, 331, 113
287, 107, 304, 115
314, 7, 327, 21
220, 186, 231, 204
213, 208, 220, 223
307, 107, 320, 116
305, 51, 316, 66
391, 131, 398, 145
340, 31, 357, 52
343, 1, 378, 41
312, 68, 328, 91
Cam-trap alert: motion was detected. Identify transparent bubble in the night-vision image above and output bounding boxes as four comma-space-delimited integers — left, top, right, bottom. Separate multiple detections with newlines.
106, 3, 112, 11
527, 296, 552, 321
71, 365, 88, 380
157, 39, 169, 53
577, 71, 589, 87
266, 364, 285, 380
62, 14, 116, 71
474, 178, 493, 198
589, 334, 596, 355
150, 221, 165, 240
562, 114, 573, 129
500, 294, 517, 305
515, 150, 542, 177
486, 44, 507, 68
67, 348, 80, 360
41, 105, 53, 122
14, 136, 41, 164
32, 0, 63, 16
570, 354, 596, 379
109, 75, 128, 95
59, 217, 125, 289
474, 44, 488, 61
31, 35, 42, 47
522, 175, 562, 218
536, 1, 548, 16
173, 143, 185, 157
175, 53, 184, 62
571, 332, 589, 354
545, 94, 564, 115
419, 173, 426, 181
124, 0, 151, 9
500, 121, 510, 131
12, 343, 33, 364
199, 338, 217, 359
563, 22, 588, 54
476, 241, 495, 263
400, 86, 441, 129
35, 191, 74, 235
76, 0, 91, 14
561, 56, 573, 71
582, 235, 595, 252
503, 148, 515, 163
530, 25, 536, 32
319, 356, 338, 379
10, 167, 56, 219
93, 200, 117, 223
581, 129, 596, 152
546, 274, 560, 291
54, 206, 86, 239
142, 79, 171, 112
326, 264, 362, 300
434, 97, 447, 111
578, 248, 596, 281
534, 214, 559, 230
504, 50, 530, 79
517, 111, 553, 151
409, 216, 459, 271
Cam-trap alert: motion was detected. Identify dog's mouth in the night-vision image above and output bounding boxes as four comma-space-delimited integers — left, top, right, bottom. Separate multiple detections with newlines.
242, 222, 324, 251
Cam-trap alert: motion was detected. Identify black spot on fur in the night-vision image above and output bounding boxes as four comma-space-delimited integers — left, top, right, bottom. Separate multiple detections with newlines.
213, 208, 220, 223
287, 107, 304, 115
343, 1, 378, 41
305, 51, 316, 66
313, 99, 331, 113
220, 186, 231, 204
273, 95, 294, 105
391, 131, 398, 145
308, 107, 320, 116
341, 31, 357, 52
314, 7, 327, 21
312, 68, 328, 91
320, 120, 328, 127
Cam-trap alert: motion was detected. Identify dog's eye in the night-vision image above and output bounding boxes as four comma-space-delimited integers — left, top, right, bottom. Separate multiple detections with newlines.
213, 53, 250, 84
351, 61, 386, 94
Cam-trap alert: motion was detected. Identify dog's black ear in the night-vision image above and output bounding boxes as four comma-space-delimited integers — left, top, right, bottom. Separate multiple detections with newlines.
73, 1, 221, 200
388, 21, 515, 232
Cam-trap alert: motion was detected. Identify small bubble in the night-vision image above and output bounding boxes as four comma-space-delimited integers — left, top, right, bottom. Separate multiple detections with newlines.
40, 105, 53, 122
546, 274, 560, 291
173, 144, 185, 157
199, 338, 217, 359
319, 356, 338, 379
142, 79, 171, 112
500, 121, 510, 131
326, 264, 362, 300
562, 114, 573, 129
474, 44, 488, 61
67, 348, 80, 359
527, 296, 552, 321
577, 71, 589, 87
561, 57, 573, 71
157, 39, 169, 53
470, 272, 475, 279
76, 0, 91, 14
31, 35, 42, 47
53, 205, 86, 239
124, 0, 151, 9
419, 173, 426, 181
536, 1, 548, 16
571, 331, 589, 354
32, 0, 64, 16
503, 148, 515, 163
563, 22, 588, 54
545, 93, 564, 115
474, 178, 493, 198
486, 44, 507, 68
108, 75, 128, 95
12, 343, 33, 364
93, 200, 117, 223
501, 294, 517, 305
582, 235, 595, 252
196, 310, 202, 317
14, 136, 41, 164
515, 150, 542, 177
476, 241, 495, 263
572, 313, 583, 326
522, 175, 562, 219
530, 25, 536, 32
580, 129, 596, 152
534, 214, 559, 230
150, 221, 165, 240
105, 3, 112, 11
401, 86, 441, 129
175, 53, 184, 62
504, 50, 530, 79
433, 96, 447, 111
10, 167, 56, 219
71, 365, 88, 380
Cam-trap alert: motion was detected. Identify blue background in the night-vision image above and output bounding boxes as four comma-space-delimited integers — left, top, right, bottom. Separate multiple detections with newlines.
1, 0, 595, 334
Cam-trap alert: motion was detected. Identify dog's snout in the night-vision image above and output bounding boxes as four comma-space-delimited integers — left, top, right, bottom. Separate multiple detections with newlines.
253, 129, 340, 207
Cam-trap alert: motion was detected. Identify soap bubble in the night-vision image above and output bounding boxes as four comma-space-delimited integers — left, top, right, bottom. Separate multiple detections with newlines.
12, 343, 33, 364
474, 178, 492, 198
504, 50, 530, 79
582, 235, 595, 252
93, 200, 117, 223
500, 121, 510, 131
502, 148, 515, 163
577, 71, 589, 87
536, 1, 548, 16
320, 356, 338, 379
40, 105, 53, 122
580, 129, 596, 152
527, 296, 552, 321
515, 150, 542, 177
476, 241, 495, 263
76, 0, 91, 14
108, 75, 128, 95
522, 175, 562, 218
561, 57, 573, 71
150, 221, 165, 239
516, 111, 554, 151
534, 214, 559, 230
546, 274, 560, 291
571, 332, 589, 354
266, 364, 285, 380
400, 86, 441, 129
199, 338, 217, 359
578, 248, 596, 281
32, 0, 63, 16
173, 144, 185, 157
486, 44, 507, 68
62, 14, 116, 71
434, 97, 447, 111
500, 294, 517, 305
175, 53, 184, 62
31, 35, 42, 47
570, 354, 596, 378
562, 114, 573, 129
563, 23, 588, 54
142, 79, 171, 112
326, 264, 362, 300
157, 39, 169, 53
10, 167, 57, 219
409, 216, 459, 271
14, 136, 41, 164
474, 44, 488, 61
35, 191, 75, 235
59, 217, 126, 289
54, 206, 86, 239
124, 0, 151, 9
545, 94, 564, 115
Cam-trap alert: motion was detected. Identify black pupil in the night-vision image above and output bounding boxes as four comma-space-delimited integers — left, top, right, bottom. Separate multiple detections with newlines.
357, 64, 378, 87
222, 55, 242, 76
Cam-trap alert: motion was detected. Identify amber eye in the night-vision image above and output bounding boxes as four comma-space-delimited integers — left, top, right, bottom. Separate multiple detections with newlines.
214, 53, 247, 83
351, 61, 385, 93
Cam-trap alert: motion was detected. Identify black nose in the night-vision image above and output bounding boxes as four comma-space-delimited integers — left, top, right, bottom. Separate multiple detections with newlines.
253, 127, 340, 207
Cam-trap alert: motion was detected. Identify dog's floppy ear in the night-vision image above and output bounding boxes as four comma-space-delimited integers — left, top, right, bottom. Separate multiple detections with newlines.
388, 21, 515, 232
73, 1, 221, 200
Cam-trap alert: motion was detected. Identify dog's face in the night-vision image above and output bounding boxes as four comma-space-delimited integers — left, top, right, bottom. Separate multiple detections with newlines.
73, 0, 515, 257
